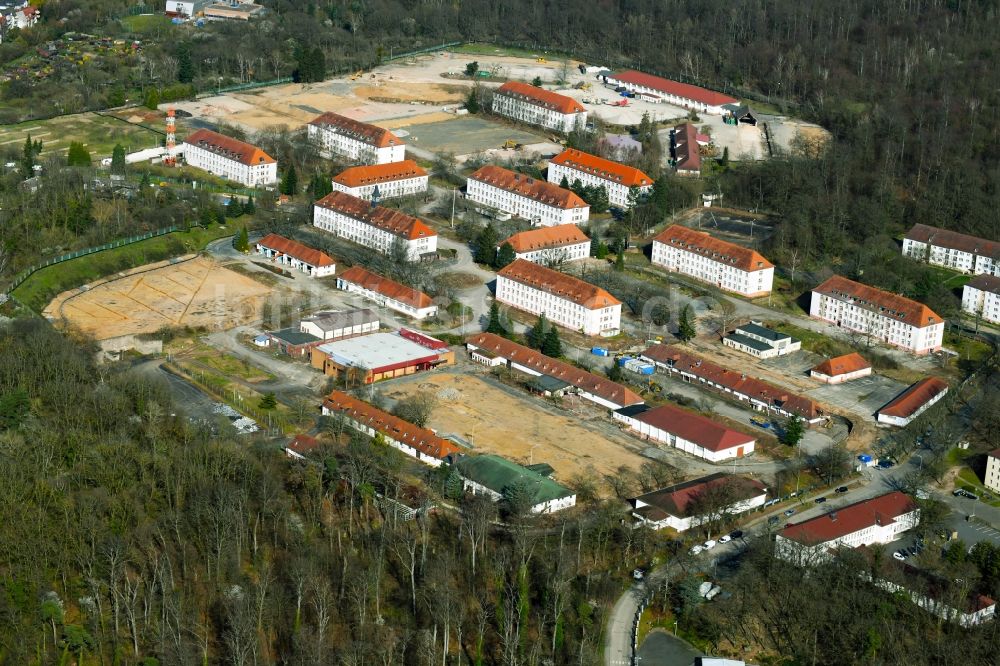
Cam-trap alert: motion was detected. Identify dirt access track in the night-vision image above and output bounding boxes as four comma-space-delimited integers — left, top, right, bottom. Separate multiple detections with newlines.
383, 370, 651, 483
45, 256, 272, 340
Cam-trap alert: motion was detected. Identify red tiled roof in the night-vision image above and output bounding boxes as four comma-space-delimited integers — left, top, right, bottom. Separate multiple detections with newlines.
314, 191, 436, 241
780, 491, 918, 545
549, 148, 652, 187
611, 71, 738, 107
308, 112, 402, 148
504, 226, 591, 254
286, 434, 321, 456
338, 266, 433, 310
878, 377, 949, 419
811, 352, 871, 377
496, 81, 585, 115
333, 160, 427, 188
626, 403, 755, 452
469, 165, 588, 209
905, 224, 1000, 259
497, 259, 620, 310
183, 129, 275, 166
633, 473, 766, 518
967, 273, 1000, 296
653, 224, 773, 272
989, 448, 1000, 460
466, 333, 643, 408
673, 123, 702, 172
813, 275, 942, 328
641, 344, 821, 419
322, 391, 461, 461
257, 233, 334, 267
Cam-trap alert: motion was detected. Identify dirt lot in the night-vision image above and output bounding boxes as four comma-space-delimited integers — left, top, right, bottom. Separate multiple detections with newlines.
404, 116, 546, 155
382, 371, 650, 481
46, 256, 272, 340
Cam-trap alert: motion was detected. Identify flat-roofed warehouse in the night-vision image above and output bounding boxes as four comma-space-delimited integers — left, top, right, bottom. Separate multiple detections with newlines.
310, 329, 454, 384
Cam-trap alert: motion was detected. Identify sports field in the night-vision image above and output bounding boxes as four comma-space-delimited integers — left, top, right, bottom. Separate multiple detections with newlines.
0, 112, 162, 160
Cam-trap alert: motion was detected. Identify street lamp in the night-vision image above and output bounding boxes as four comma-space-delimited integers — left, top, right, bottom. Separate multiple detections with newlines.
673, 620, 678, 636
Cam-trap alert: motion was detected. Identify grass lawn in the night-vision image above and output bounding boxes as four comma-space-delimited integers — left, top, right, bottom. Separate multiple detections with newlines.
13, 225, 235, 312
120, 14, 174, 35
197, 352, 276, 383
0, 113, 162, 160
943, 330, 992, 365
762, 320, 853, 357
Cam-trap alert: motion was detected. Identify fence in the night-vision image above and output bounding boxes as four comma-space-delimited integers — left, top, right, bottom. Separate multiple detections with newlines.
384, 42, 462, 62
213, 77, 294, 95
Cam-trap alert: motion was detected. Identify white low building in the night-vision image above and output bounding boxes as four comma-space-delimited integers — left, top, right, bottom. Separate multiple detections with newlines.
985, 449, 1000, 495
902, 223, 1000, 276
651, 225, 774, 297
454, 454, 576, 514
810, 275, 944, 355
491, 81, 587, 133
467, 165, 589, 227
613, 403, 756, 461
810, 353, 872, 384
876, 377, 949, 427
962, 274, 1000, 324
630, 473, 767, 531
182, 129, 277, 187
547, 148, 653, 209
307, 112, 405, 165
299, 309, 379, 340
313, 191, 437, 260
331, 160, 428, 200
496, 259, 620, 336
502, 226, 591, 266
254, 233, 336, 277
601, 70, 738, 115
723, 322, 801, 359
336, 266, 437, 320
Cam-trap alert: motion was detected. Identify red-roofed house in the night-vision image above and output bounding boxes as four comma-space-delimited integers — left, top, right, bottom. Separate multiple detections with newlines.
671, 123, 707, 176
613, 404, 756, 461
255, 233, 335, 277
307, 112, 405, 164
603, 71, 738, 115
313, 190, 437, 259
467, 165, 589, 227
876, 377, 949, 426
336, 266, 437, 320
810, 275, 944, 354
985, 449, 1000, 494
284, 434, 321, 461
630, 473, 767, 531
502, 226, 591, 265
775, 491, 920, 565
547, 149, 653, 209
902, 223, 1000, 276
810, 353, 872, 384
492, 82, 588, 133
651, 224, 774, 297
182, 129, 277, 187
332, 160, 428, 200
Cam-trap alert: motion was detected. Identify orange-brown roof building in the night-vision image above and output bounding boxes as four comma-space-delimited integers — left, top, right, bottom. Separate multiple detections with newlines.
336, 265, 437, 319
332, 160, 429, 199
182, 129, 278, 187
547, 148, 652, 208
492, 82, 588, 133
810, 352, 872, 384
255, 233, 336, 277
651, 224, 774, 297
877, 377, 949, 426
307, 112, 406, 164
313, 191, 437, 259
502, 226, 591, 264
467, 165, 590, 227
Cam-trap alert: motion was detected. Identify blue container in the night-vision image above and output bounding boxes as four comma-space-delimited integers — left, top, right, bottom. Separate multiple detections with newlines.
590, 347, 609, 357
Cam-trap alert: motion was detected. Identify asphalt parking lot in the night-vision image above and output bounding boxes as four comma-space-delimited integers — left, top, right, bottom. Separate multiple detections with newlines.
807, 375, 908, 418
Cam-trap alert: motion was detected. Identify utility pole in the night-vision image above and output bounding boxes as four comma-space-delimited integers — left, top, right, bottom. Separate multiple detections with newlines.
450, 187, 457, 228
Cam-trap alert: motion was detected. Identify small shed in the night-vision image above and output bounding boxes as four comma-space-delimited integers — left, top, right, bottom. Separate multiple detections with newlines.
253, 334, 270, 347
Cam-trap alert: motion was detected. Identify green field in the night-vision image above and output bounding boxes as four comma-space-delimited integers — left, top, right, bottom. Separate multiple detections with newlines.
0, 113, 162, 160
449, 43, 568, 60
120, 14, 174, 35
13, 225, 236, 312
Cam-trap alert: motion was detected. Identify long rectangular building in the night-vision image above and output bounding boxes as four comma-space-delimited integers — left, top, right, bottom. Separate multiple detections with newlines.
313, 191, 437, 260
962, 273, 1000, 324
602, 70, 738, 115
809, 275, 944, 354
307, 112, 406, 164
902, 224, 1000, 276
547, 148, 653, 209
491, 81, 587, 133
332, 160, 428, 200
336, 266, 437, 320
651, 225, 774, 297
876, 377, 949, 427
502, 226, 591, 265
310, 329, 453, 384
254, 233, 335, 277
467, 165, 589, 227
182, 129, 277, 187
613, 403, 756, 461
455, 454, 576, 514
496, 259, 621, 336
630, 473, 767, 531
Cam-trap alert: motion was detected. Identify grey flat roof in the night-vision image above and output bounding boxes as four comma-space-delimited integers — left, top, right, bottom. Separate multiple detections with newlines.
304, 308, 379, 331
269, 327, 321, 345
725, 333, 773, 352
529, 375, 571, 392
737, 322, 789, 341
316, 332, 438, 370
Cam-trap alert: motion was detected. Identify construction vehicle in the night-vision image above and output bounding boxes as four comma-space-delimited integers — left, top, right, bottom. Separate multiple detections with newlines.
349, 70, 363, 80
501, 140, 523, 150
536, 57, 547, 64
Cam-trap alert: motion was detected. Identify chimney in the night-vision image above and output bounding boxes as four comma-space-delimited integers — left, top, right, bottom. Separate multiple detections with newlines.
830, 512, 837, 521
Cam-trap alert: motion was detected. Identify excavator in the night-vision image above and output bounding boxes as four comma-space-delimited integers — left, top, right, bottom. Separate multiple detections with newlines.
501, 140, 523, 150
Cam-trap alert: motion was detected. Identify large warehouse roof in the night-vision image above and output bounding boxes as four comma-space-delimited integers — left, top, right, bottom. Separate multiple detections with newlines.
316, 332, 440, 373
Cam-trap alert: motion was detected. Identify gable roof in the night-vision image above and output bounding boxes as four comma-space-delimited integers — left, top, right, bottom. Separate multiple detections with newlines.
632, 473, 766, 519
286, 434, 321, 457
812, 275, 942, 328
183, 129, 275, 166
653, 224, 773, 272
549, 148, 652, 187
905, 223, 1000, 259
967, 273, 1000, 295
503, 226, 591, 254
308, 112, 403, 148
338, 266, 434, 310
257, 233, 334, 267
811, 352, 871, 377
302, 308, 379, 332
878, 377, 949, 419
641, 344, 821, 419
495, 81, 585, 115
618, 403, 755, 452
469, 165, 588, 209
333, 159, 428, 188
611, 70, 738, 107
466, 333, 643, 408
454, 454, 574, 505
672, 123, 703, 172
314, 191, 436, 240
779, 491, 918, 545
497, 259, 620, 310
322, 390, 460, 461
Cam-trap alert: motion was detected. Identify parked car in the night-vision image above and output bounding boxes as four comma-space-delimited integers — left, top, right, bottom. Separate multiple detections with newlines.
718, 535, 732, 544
729, 530, 744, 539
835, 486, 849, 493
893, 550, 906, 561
815, 497, 827, 504
703, 539, 717, 550
689, 544, 704, 556
767, 516, 780, 526
878, 459, 895, 469
784, 509, 796, 517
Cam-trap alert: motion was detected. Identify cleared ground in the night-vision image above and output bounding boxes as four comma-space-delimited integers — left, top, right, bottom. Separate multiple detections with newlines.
403, 116, 545, 155
46, 256, 272, 340
382, 370, 650, 481
0, 112, 162, 160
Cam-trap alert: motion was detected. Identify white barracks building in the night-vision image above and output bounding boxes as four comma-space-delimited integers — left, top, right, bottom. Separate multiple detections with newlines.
962, 274, 1000, 324
182, 129, 277, 187
902, 224, 1000, 276
502, 226, 591, 265
307, 112, 405, 165
467, 165, 589, 227
491, 81, 587, 133
651, 225, 774, 297
547, 148, 653, 209
810, 275, 944, 354
332, 160, 428, 200
313, 191, 437, 260
496, 259, 621, 336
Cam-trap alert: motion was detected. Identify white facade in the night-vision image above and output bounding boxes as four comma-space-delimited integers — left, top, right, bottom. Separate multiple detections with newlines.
299, 316, 379, 340
183, 141, 277, 187
809, 290, 944, 354
495, 274, 620, 337
491, 88, 587, 133
902, 236, 1000, 276
313, 202, 437, 260
336, 275, 438, 320
512, 240, 591, 265
306, 122, 404, 165
603, 72, 735, 115
776, 507, 920, 566
320, 404, 447, 468
611, 410, 755, 462
254, 243, 335, 278
460, 477, 576, 514
466, 175, 588, 227
632, 492, 766, 532
962, 281, 1000, 324
876, 386, 948, 427
651, 238, 773, 297
547, 161, 651, 209
810, 366, 872, 384
985, 453, 1000, 495
332, 173, 428, 200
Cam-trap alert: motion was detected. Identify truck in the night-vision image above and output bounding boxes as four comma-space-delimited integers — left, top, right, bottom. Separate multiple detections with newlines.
590, 347, 609, 357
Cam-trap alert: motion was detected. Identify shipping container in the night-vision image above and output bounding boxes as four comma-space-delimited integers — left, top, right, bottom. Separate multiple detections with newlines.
590, 347, 609, 356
